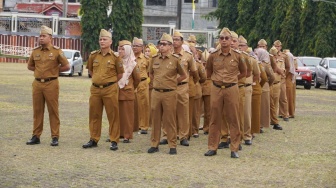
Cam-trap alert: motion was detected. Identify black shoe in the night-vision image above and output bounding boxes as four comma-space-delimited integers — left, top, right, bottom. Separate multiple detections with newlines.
50, 137, 58, 146
278, 115, 283, 118
239, 144, 242, 151
105, 138, 111, 142
218, 142, 229, 149
147, 147, 159, 153
159, 139, 168, 145
110, 141, 118, 151
199, 127, 203, 130
231, 151, 239, 158
193, 134, 199, 138
260, 128, 264, 133
273, 124, 283, 130
140, 130, 148, 134
26, 135, 40, 145
204, 132, 208, 135
82, 140, 97, 148
289, 116, 295, 118
180, 139, 189, 146
283, 118, 289, 122
244, 140, 252, 145
123, 139, 130, 143
204, 150, 217, 156
169, 148, 177, 155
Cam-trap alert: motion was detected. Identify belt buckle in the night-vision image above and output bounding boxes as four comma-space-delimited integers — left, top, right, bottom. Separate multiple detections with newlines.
99, 85, 103, 88
159, 89, 163, 92
41, 79, 45, 83
221, 85, 225, 89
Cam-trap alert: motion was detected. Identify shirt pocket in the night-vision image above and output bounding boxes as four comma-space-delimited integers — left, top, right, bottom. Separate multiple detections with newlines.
153, 64, 160, 69
93, 63, 100, 73
106, 63, 116, 75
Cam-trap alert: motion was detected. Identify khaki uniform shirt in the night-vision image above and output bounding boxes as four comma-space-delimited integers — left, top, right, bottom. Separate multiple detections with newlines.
119, 66, 141, 100
86, 49, 124, 85
279, 52, 290, 77
195, 61, 207, 99
238, 51, 251, 85
249, 56, 260, 85
28, 44, 69, 78
206, 48, 243, 84
136, 53, 149, 79
262, 62, 275, 92
149, 53, 186, 90
174, 49, 197, 82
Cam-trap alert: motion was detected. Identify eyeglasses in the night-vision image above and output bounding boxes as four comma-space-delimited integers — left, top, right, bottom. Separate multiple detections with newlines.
173, 38, 182, 41
219, 36, 230, 41
159, 43, 170, 46
133, 45, 142, 48
239, 44, 247, 47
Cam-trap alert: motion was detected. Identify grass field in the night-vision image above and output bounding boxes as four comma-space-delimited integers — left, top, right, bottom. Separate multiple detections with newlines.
0, 63, 335, 188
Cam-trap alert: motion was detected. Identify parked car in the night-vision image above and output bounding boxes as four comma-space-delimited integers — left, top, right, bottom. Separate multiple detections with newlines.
315, 57, 336, 90
59, 49, 83, 76
295, 58, 312, 89
296, 56, 322, 85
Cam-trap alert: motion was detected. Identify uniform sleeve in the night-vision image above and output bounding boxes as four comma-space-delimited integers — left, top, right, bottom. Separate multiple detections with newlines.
198, 63, 207, 83
86, 54, 93, 72
189, 56, 197, 72
27, 52, 35, 67
149, 57, 154, 74
252, 59, 260, 75
284, 54, 290, 75
115, 56, 125, 74
132, 65, 141, 89
259, 64, 268, 87
177, 59, 186, 76
266, 64, 275, 85
246, 56, 252, 75
58, 49, 69, 67
206, 54, 214, 78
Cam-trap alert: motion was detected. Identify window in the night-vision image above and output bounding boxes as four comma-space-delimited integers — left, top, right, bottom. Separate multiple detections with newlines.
68, 0, 80, 2
184, 0, 198, 3
212, 0, 218, 7
146, 0, 166, 6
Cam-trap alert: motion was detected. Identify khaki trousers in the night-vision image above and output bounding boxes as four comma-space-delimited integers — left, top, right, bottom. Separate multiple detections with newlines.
243, 85, 252, 141
136, 81, 150, 130
202, 95, 211, 133
149, 88, 153, 127
151, 90, 177, 148
32, 79, 60, 138
286, 76, 295, 117
89, 83, 119, 143
293, 82, 296, 115
119, 100, 134, 139
270, 82, 281, 124
133, 96, 139, 132
192, 97, 202, 135
208, 85, 241, 152
251, 94, 261, 134
260, 90, 270, 128
279, 78, 289, 118
238, 86, 245, 139
188, 96, 194, 138
176, 84, 189, 140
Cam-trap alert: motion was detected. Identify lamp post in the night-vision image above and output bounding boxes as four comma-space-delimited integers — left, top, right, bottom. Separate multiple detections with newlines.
63, 0, 68, 18
312, 0, 336, 5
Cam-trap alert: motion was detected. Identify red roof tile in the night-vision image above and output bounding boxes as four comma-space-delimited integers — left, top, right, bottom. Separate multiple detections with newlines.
14, 2, 80, 16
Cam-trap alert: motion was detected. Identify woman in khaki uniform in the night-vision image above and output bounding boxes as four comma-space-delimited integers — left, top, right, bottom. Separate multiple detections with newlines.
118, 41, 141, 143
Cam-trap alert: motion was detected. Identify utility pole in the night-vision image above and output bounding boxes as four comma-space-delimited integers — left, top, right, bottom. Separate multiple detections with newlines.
63, 0, 68, 18
177, 0, 182, 29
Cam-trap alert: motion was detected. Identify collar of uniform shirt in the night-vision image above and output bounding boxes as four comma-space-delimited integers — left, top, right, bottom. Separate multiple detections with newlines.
159, 54, 171, 59
98, 49, 113, 55
173, 49, 184, 56
41, 44, 52, 51
219, 48, 232, 56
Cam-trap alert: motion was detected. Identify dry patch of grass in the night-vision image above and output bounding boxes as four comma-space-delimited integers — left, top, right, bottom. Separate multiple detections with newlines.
0, 63, 335, 187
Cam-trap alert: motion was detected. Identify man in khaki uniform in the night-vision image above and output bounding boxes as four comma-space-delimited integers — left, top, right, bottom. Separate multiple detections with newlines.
274, 40, 290, 121
258, 39, 268, 50
269, 46, 284, 130
83, 29, 124, 151
201, 51, 212, 135
132, 37, 150, 134
204, 28, 246, 158
26, 25, 70, 146
238, 36, 260, 145
160, 31, 197, 147
147, 33, 187, 155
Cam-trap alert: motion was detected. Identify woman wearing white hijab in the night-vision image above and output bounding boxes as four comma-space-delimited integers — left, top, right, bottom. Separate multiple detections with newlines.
254, 48, 275, 133
118, 40, 141, 143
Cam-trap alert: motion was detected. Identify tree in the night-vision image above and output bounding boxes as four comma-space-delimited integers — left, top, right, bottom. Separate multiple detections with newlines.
80, 0, 110, 53
314, 2, 336, 57
299, 0, 319, 56
280, 0, 302, 55
109, 0, 143, 49
271, 1, 289, 44
203, 0, 239, 31
236, 0, 259, 45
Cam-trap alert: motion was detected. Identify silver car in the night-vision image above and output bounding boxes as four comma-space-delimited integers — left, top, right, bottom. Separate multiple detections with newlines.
59, 49, 83, 76
315, 57, 336, 90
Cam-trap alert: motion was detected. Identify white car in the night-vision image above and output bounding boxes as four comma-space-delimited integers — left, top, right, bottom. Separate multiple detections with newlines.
59, 49, 83, 76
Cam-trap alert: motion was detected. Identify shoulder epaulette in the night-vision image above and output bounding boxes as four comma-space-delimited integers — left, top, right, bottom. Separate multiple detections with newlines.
53, 46, 60, 49
113, 52, 119, 57
90, 50, 98, 55
269, 54, 274, 57
33, 46, 41, 50
185, 50, 193, 55
242, 51, 249, 55
210, 49, 218, 54
152, 54, 159, 58
172, 54, 180, 58
232, 49, 241, 54
249, 55, 256, 59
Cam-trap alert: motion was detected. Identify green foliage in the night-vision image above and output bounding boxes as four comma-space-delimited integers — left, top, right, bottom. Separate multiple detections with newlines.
196, 34, 207, 46
271, 1, 289, 43
80, 0, 110, 53
110, 0, 143, 49
203, 0, 239, 31
236, 0, 258, 43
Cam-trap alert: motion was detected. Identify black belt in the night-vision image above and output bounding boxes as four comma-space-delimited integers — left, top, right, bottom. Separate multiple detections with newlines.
35, 77, 57, 83
273, 81, 280, 84
141, 78, 147, 81
239, 84, 245, 88
177, 82, 188, 86
154, 88, 174, 92
245, 83, 252, 87
92, 82, 115, 88
213, 82, 236, 89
